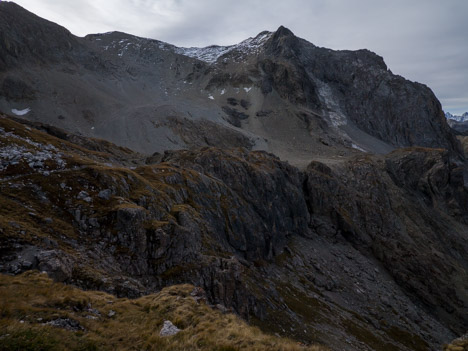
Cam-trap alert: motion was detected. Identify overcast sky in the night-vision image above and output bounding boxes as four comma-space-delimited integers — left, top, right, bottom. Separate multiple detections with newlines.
11, 0, 468, 114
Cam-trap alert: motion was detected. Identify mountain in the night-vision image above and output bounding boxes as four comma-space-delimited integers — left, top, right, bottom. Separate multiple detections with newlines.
446, 112, 468, 123
1, 2, 468, 351
446, 112, 468, 136
0, 2, 462, 168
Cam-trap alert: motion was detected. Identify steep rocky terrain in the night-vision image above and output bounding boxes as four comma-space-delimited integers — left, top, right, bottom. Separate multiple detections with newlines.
0, 2, 462, 167
1, 2, 468, 351
1, 115, 467, 350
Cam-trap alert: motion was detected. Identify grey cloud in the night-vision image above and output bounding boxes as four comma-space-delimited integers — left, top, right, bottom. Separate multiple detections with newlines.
11, 0, 468, 113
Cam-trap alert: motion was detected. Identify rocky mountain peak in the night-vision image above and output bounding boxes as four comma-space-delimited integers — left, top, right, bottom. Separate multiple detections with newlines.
266, 25, 301, 57
273, 25, 295, 38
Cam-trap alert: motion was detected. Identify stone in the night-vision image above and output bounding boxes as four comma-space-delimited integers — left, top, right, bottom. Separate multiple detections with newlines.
20, 260, 32, 269
98, 189, 112, 200
159, 320, 181, 337
35, 250, 74, 282
190, 287, 207, 304
88, 218, 99, 228
77, 191, 90, 201
46, 317, 83, 331
215, 304, 229, 313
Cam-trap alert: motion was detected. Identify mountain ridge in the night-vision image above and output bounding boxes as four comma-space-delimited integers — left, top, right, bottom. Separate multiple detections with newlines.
0, 1, 462, 167
446, 112, 468, 122
446, 112, 468, 135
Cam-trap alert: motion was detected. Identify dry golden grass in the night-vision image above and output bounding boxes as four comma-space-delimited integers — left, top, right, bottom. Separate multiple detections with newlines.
444, 339, 468, 351
457, 136, 468, 156
0, 271, 328, 351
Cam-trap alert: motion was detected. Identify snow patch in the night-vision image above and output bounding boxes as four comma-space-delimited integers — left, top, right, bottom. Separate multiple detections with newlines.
221, 89, 226, 95
11, 108, 31, 116
208, 95, 214, 100
351, 143, 367, 152
314, 79, 347, 127
175, 45, 232, 64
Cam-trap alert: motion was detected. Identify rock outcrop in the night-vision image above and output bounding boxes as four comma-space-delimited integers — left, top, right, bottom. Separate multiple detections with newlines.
1, 116, 467, 350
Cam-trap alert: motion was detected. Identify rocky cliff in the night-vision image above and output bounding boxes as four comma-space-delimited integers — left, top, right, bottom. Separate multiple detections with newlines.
1, 115, 467, 350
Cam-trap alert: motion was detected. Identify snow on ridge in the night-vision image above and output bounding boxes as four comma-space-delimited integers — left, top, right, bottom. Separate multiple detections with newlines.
11, 108, 31, 116
93, 30, 272, 63
175, 45, 233, 64
446, 111, 468, 123
174, 31, 273, 64
236, 31, 272, 52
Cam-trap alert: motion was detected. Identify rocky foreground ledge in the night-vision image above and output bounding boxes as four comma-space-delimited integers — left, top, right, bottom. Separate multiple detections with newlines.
0, 271, 326, 350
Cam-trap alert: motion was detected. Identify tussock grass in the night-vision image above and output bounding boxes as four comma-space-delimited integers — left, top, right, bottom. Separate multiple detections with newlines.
457, 136, 468, 156
444, 338, 468, 351
0, 271, 327, 350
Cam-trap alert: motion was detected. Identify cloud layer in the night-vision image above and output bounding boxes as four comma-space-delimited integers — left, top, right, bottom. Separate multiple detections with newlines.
11, 0, 468, 114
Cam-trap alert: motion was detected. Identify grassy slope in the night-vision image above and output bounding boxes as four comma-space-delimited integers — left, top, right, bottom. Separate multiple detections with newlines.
444, 339, 468, 351
457, 136, 468, 156
0, 271, 327, 351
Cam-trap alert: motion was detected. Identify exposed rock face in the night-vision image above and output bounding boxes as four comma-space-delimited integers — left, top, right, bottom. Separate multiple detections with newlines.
160, 147, 310, 260
305, 148, 468, 335
0, 2, 461, 162
1, 116, 467, 350
296, 42, 459, 153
